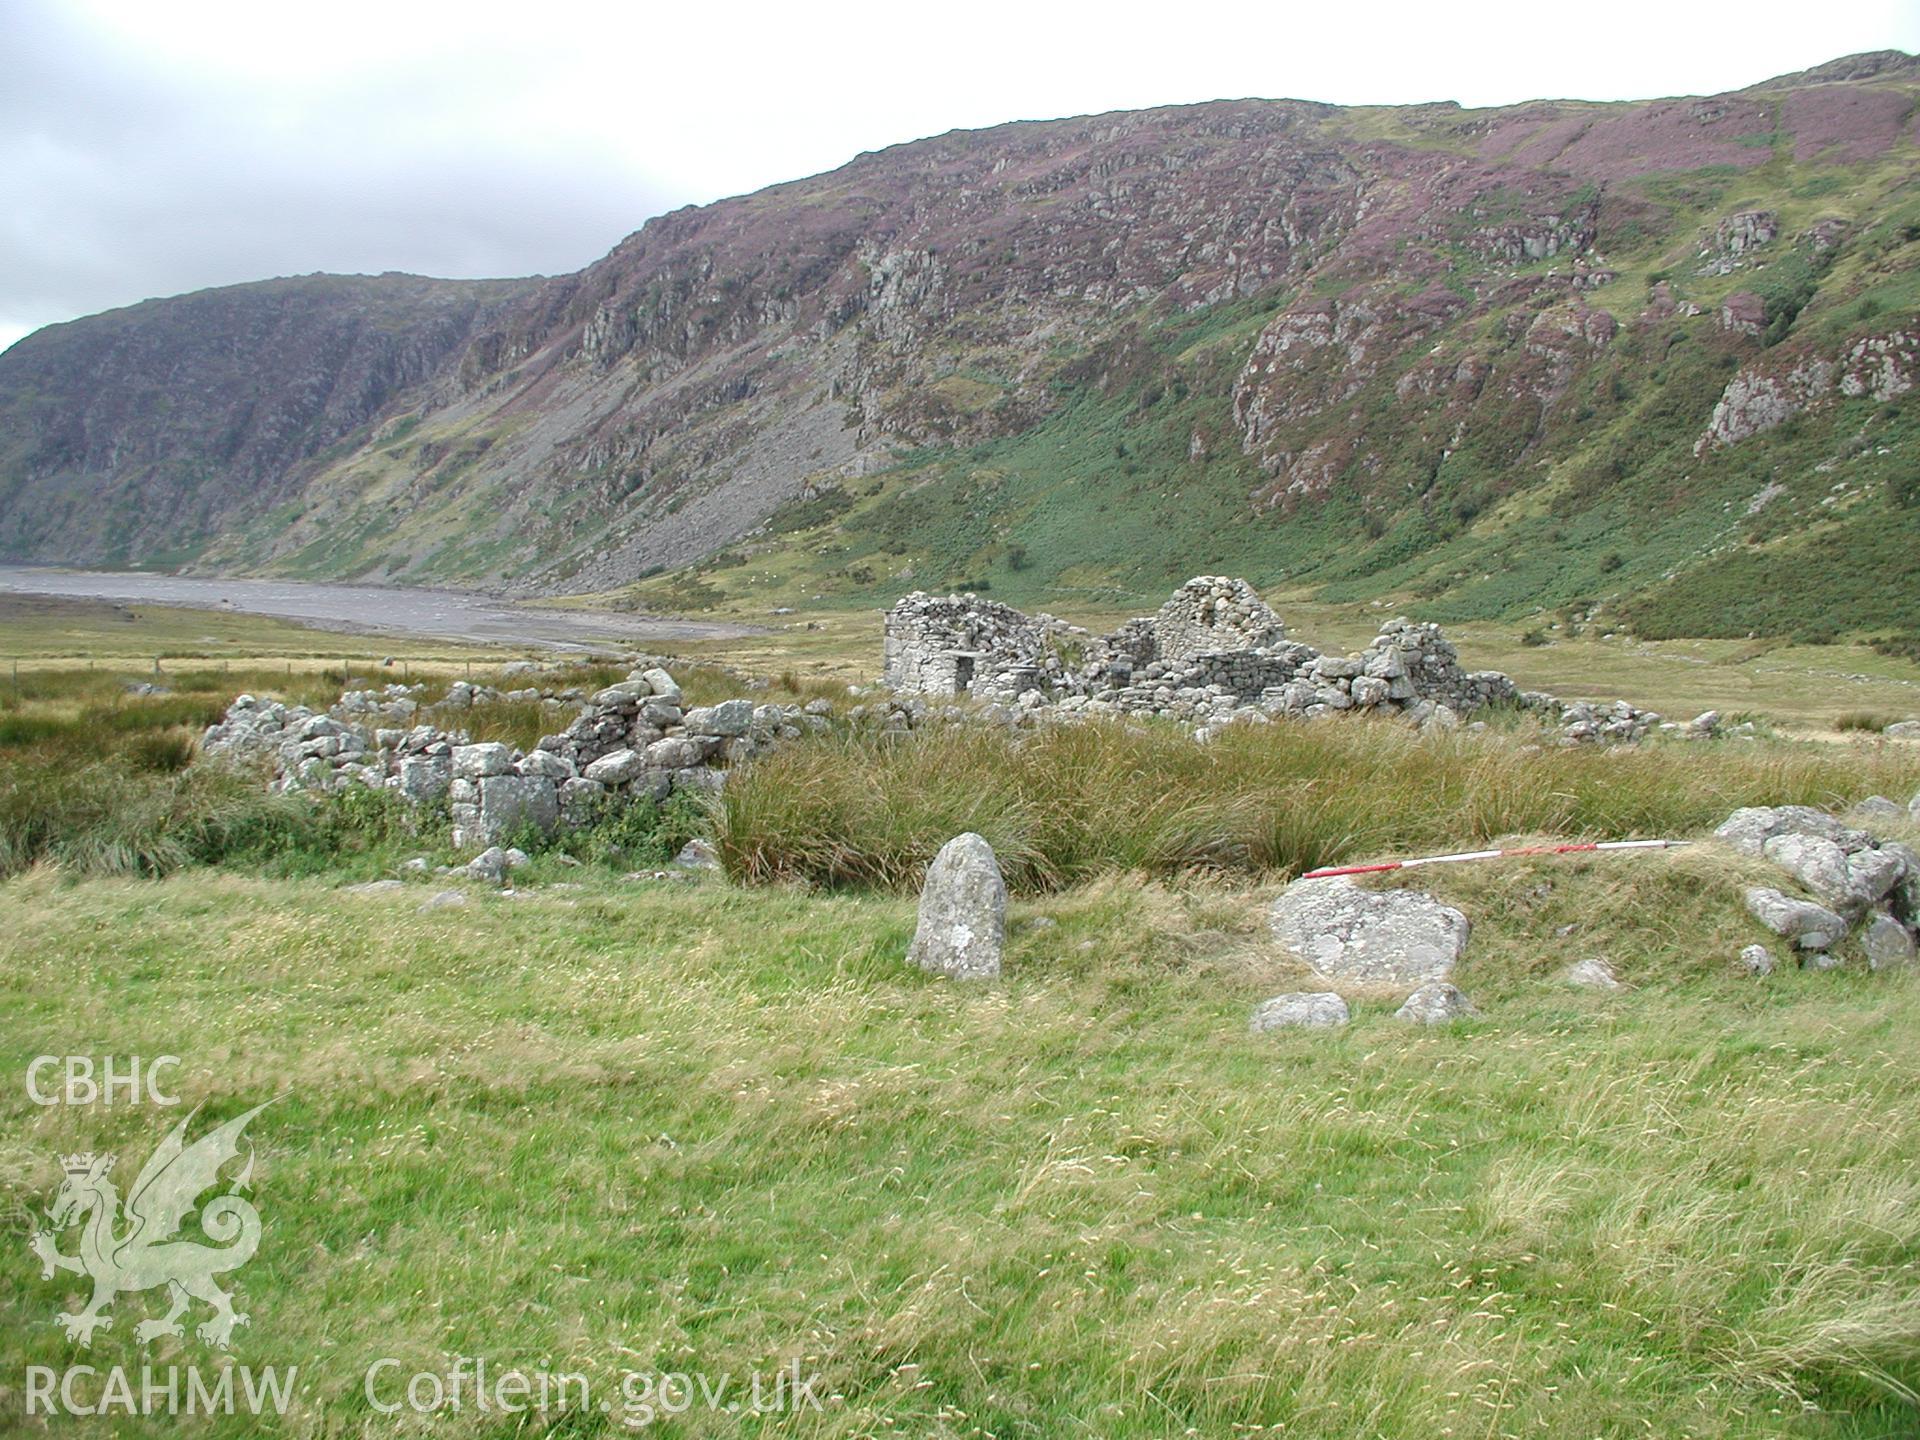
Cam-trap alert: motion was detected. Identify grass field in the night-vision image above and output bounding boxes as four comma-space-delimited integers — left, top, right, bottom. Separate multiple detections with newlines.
0, 593, 517, 665
3, 606, 1920, 1436
2, 841, 1917, 1437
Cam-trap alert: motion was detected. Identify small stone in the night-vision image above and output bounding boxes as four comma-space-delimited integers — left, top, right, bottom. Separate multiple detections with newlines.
418, 889, 469, 912
1849, 795, 1904, 821
583, 749, 645, 785
1738, 943, 1775, 976
639, 668, 682, 704
1744, 887, 1849, 948
1884, 721, 1920, 739
462, 846, 512, 883
1801, 950, 1843, 971
673, 839, 721, 871
1863, 914, 1916, 970
1393, 982, 1477, 1024
907, 833, 1006, 980
591, 681, 651, 707
1562, 957, 1623, 991
451, 742, 515, 779
1250, 992, 1351, 1031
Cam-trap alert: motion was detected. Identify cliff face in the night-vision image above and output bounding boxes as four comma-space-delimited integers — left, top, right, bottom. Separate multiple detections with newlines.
1, 53, 1917, 639
0, 274, 532, 565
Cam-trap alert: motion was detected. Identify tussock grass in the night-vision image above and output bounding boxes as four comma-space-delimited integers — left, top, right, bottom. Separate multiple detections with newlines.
1834, 710, 1908, 734
0, 745, 299, 879
719, 718, 1920, 892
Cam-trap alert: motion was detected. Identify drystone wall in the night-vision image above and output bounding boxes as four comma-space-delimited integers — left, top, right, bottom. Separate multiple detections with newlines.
201, 664, 831, 848
882, 581, 1710, 744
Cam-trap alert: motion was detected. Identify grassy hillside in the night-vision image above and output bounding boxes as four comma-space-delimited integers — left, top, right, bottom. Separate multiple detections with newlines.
5, 62, 1917, 646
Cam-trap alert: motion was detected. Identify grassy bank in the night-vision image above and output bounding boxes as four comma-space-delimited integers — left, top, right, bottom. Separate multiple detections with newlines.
1, 859, 1915, 1436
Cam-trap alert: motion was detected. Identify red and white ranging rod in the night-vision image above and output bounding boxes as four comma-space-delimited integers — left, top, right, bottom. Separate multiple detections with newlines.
1302, 839, 1687, 880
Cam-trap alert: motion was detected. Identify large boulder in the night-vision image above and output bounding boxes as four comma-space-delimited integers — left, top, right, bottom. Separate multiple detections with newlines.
1250, 992, 1350, 1031
474, 775, 558, 845
1761, 834, 1857, 910
1267, 877, 1469, 987
907, 833, 1006, 980
1846, 848, 1907, 908
452, 741, 515, 779
583, 748, 645, 785
644, 737, 710, 769
1743, 887, 1849, 949
1880, 841, 1920, 920
396, 754, 451, 803
683, 699, 754, 738
1714, 805, 1844, 857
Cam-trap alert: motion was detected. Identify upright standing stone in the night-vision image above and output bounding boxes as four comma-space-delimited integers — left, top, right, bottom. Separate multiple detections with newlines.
908, 833, 1006, 980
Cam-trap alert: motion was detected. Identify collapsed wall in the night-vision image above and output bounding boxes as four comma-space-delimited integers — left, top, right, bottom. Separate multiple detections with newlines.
882, 591, 1074, 699
201, 664, 832, 848
1151, 577, 1286, 662
882, 579, 1685, 742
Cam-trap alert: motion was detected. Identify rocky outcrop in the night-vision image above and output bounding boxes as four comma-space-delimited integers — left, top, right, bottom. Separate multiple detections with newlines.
1698, 329, 1919, 450
1720, 804, 1920, 966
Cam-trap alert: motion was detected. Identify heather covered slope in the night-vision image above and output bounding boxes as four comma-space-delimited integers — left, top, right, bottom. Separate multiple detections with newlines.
1, 54, 1918, 642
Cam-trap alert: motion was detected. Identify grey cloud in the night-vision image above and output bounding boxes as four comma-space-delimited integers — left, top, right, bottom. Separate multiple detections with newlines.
1, 2, 671, 341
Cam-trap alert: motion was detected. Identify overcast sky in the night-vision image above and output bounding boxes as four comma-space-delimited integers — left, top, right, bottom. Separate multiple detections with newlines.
5, 0, 1917, 354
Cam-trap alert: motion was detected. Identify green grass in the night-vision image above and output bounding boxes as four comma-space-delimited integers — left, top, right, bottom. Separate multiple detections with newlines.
2, 845, 1916, 1436
3, 637, 1920, 1434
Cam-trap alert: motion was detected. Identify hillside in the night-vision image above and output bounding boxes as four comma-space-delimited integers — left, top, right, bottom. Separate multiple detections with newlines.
1, 53, 1917, 642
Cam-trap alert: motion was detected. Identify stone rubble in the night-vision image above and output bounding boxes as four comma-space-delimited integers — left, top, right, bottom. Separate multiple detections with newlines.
201, 661, 828, 849
1721, 804, 1920, 969
882, 578, 1691, 746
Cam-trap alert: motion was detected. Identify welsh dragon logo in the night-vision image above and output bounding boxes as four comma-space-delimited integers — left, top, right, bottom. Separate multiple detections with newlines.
31, 1102, 269, 1349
